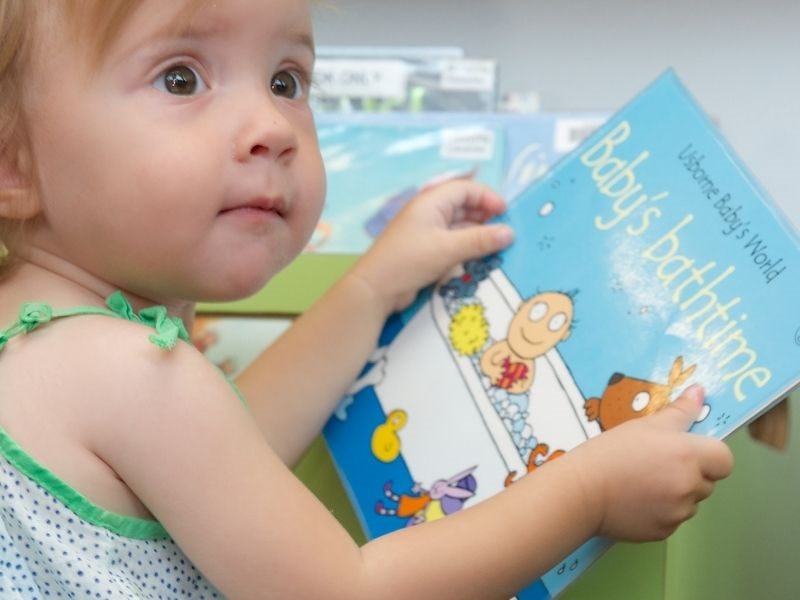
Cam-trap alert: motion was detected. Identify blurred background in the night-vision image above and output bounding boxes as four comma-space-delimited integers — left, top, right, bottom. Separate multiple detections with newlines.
313, 0, 799, 224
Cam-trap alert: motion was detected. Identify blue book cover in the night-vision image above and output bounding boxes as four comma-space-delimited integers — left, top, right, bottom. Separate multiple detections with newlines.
317, 110, 608, 202
323, 70, 800, 598
310, 121, 506, 254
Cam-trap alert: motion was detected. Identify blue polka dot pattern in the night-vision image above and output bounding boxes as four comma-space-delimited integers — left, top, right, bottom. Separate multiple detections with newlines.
0, 456, 223, 598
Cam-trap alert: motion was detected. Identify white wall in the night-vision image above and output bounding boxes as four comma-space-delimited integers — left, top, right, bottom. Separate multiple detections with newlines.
312, 0, 800, 226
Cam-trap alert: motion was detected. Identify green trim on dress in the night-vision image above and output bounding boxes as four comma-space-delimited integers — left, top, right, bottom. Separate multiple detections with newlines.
0, 426, 169, 540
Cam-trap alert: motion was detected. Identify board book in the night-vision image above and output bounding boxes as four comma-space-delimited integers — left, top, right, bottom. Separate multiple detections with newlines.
322, 70, 800, 598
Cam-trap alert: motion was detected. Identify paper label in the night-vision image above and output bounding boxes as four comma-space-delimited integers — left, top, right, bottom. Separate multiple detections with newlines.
440, 127, 496, 161
553, 117, 606, 153
313, 59, 409, 100
440, 59, 496, 92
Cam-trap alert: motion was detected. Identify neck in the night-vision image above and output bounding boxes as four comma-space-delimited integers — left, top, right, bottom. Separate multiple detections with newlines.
8, 247, 195, 329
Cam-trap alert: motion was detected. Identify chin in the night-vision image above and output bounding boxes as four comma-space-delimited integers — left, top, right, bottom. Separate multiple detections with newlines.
209, 262, 286, 302
202, 279, 267, 303
194, 241, 303, 303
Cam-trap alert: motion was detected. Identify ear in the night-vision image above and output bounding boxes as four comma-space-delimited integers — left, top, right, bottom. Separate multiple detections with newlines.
0, 149, 40, 220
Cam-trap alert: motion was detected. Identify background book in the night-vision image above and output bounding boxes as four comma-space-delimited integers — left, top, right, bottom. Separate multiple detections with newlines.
322, 70, 800, 599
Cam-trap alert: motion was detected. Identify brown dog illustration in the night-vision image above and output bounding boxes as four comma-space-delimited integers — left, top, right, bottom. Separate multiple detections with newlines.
584, 356, 696, 431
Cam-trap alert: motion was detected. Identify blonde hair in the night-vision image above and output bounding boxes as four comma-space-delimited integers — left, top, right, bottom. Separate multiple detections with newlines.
0, 0, 203, 276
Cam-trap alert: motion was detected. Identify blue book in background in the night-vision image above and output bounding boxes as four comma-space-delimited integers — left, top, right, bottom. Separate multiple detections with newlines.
311, 121, 505, 254
323, 70, 800, 598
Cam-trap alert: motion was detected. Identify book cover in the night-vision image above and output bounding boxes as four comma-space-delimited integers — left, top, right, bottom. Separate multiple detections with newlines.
313, 121, 506, 254
322, 70, 800, 599
314, 110, 608, 201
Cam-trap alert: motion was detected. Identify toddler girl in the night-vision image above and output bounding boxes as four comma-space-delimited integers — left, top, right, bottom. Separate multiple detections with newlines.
0, 1, 733, 598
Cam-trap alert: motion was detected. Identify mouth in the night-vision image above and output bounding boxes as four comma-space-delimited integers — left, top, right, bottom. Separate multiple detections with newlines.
219, 197, 287, 217
519, 329, 543, 345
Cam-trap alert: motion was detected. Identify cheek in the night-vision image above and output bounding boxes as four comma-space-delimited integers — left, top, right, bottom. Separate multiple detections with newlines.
295, 146, 327, 228
131, 149, 217, 210
521, 322, 543, 340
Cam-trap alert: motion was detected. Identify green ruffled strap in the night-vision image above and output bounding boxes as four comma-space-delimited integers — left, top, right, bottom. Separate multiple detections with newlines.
0, 291, 190, 351
0, 302, 55, 350
105, 291, 190, 349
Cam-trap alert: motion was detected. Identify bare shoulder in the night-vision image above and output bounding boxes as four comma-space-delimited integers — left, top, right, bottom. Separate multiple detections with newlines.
0, 313, 241, 448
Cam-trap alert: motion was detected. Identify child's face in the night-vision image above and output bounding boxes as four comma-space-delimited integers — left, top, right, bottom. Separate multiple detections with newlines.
23, 0, 324, 302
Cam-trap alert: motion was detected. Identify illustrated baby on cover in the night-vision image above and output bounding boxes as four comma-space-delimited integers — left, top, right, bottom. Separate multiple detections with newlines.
480, 291, 574, 394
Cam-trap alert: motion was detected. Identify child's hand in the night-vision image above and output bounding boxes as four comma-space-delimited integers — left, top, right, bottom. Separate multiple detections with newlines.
350, 180, 514, 314
568, 385, 734, 542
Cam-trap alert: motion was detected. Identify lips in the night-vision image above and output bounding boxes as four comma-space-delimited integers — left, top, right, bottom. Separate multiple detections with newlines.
219, 196, 287, 216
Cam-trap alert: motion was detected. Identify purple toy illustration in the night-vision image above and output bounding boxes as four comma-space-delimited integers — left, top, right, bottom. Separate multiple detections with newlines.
375, 467, 478, 527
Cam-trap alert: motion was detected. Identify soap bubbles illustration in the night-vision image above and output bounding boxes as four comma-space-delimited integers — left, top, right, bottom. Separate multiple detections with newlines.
539, 201, 555, 217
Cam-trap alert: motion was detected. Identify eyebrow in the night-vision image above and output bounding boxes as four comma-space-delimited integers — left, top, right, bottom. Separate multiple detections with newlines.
286, 31, 316, 59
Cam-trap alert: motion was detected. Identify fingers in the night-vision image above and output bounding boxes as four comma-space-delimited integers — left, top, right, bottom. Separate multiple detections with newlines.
696, 436, 735, 481
694, 477, 716, 502
447, 223, 514, 264
651, 384, 705, 431
690, 443, 731, 502
424, 180, 508, 225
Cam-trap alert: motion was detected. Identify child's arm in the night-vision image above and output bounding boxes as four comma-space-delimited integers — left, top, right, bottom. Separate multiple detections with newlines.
90, 347, 732, 599
236, 180, 514, 466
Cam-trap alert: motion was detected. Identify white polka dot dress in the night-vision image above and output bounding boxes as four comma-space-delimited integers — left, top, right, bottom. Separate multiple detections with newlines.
0, 448, 223, 598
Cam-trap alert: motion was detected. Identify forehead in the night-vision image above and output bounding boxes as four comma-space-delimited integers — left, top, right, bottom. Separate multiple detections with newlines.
26, 1, 200, 66
524, 293, 573, 311
53, 0, 313, 64
117, 0, 313, 40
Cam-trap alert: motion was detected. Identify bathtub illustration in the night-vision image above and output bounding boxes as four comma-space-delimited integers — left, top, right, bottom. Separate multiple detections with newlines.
431, 265, 602, 483
368, 262, 601, 499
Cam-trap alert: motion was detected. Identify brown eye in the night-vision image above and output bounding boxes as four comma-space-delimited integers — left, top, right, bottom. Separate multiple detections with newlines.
271, 69, 303, 99
160, 65, 201, 95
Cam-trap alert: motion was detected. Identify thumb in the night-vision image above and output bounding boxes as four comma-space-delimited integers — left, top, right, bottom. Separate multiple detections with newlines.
448, 223, 514, 264
651, 384, 705, 431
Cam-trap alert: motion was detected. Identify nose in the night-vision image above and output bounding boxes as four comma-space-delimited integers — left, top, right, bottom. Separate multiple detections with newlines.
234, 95, 298, 164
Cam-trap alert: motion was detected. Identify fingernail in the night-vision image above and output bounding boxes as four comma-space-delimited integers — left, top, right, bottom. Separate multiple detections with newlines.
494, 224, 514, 246
685, 383, 705, 404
